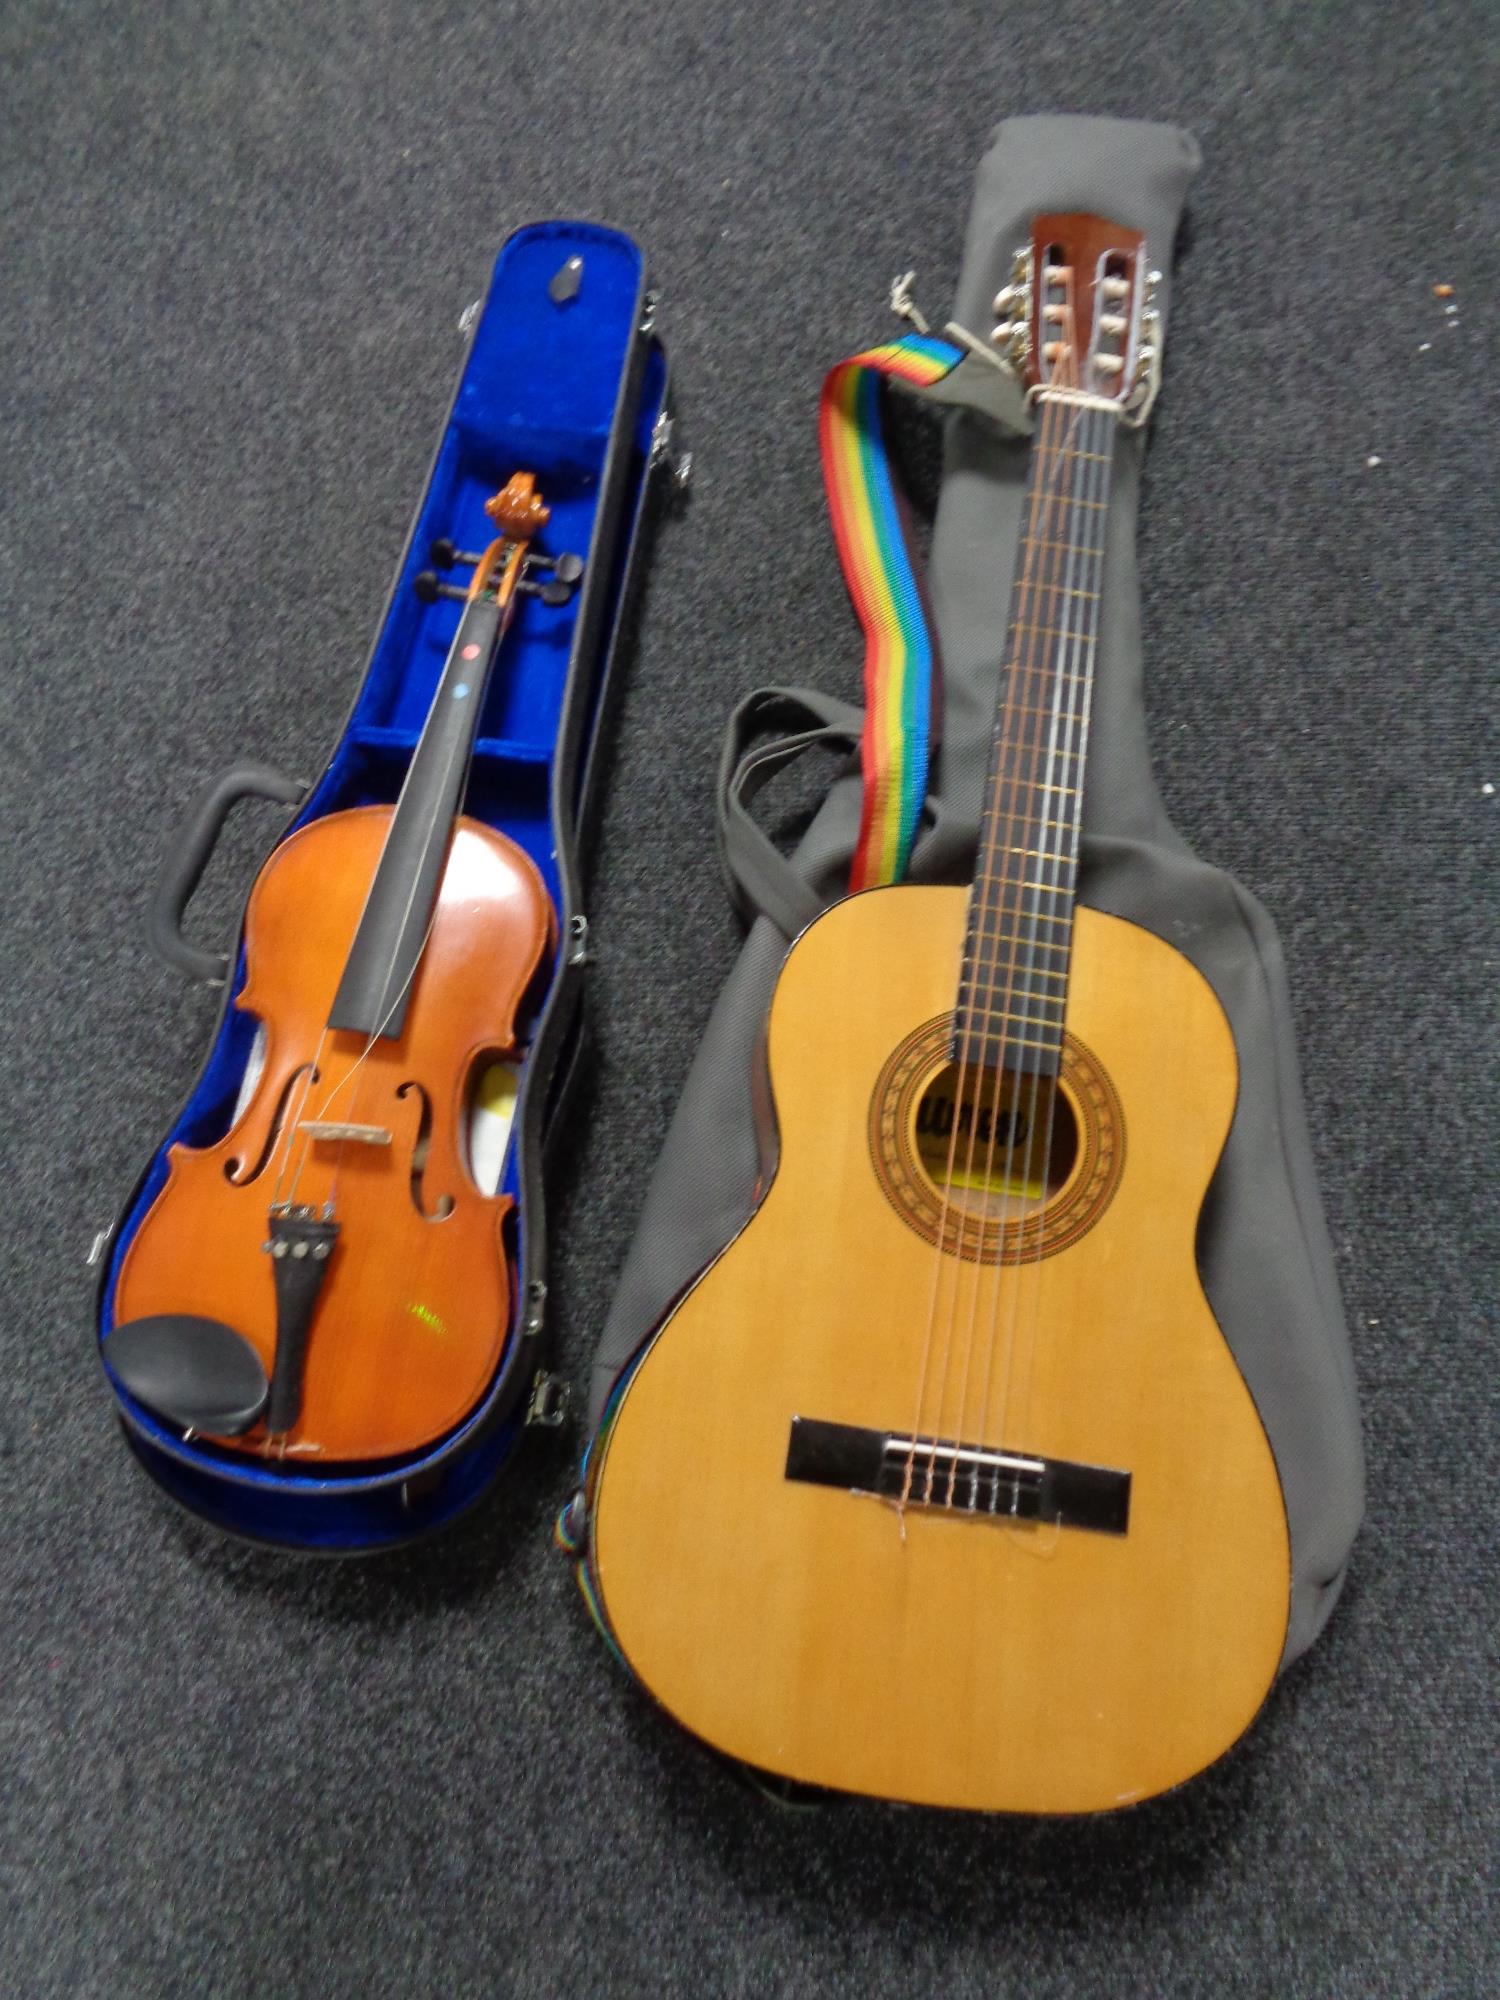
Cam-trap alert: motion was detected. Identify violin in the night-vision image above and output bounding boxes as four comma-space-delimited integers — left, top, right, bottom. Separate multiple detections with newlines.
110, 474, 573, 1463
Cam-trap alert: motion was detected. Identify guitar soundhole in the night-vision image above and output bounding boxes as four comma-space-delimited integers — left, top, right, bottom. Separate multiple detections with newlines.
913, 1063, 1077, 1217
868, 1015, 1124, 1266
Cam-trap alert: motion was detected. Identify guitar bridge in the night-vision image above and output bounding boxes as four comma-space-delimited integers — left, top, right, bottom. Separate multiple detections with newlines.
785, 1417, 1130, 1536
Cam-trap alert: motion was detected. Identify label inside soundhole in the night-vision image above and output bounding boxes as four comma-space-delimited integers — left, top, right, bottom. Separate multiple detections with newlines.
869, 1014, 1124, 1266
913, 1063, 1077, 1211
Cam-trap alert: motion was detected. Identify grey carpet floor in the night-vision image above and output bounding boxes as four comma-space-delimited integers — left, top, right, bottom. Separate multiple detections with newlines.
1, 3, 1495, 1996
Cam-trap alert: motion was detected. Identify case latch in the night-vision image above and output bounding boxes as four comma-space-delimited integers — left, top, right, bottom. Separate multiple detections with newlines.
649, 410, 693, 492
527, 1370, 571, 1429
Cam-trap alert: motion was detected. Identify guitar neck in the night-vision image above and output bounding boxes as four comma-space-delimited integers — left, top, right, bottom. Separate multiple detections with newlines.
953, 400, 1117, 1076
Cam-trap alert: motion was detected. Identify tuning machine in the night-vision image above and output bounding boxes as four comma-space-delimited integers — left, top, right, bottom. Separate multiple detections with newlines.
990, 242, 1033, 372
1131, 267, 1163, 390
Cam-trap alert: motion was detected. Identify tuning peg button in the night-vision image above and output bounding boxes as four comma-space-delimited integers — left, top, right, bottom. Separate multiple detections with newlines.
518, 578, 576, 607
414, 570, 468, 604
429, 539, 485, 569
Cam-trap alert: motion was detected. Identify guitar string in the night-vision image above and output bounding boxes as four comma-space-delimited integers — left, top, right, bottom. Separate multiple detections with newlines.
952, 288, 1090, 1509
918, 372, 1081, 1501
897, 371, 1071, 1507
985, 395, 1112, 1528
913, 319, 1080, 1506
937, 331, 1084, 1506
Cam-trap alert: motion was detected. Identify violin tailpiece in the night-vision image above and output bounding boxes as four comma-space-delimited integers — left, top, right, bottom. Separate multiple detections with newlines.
263, 1209, 341, 1436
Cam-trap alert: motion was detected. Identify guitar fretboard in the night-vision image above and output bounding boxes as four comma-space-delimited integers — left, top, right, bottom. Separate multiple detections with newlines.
953, 403, 1116, 1076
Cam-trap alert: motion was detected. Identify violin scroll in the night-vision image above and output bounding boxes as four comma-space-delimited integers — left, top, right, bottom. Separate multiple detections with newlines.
485, 471, 551, 538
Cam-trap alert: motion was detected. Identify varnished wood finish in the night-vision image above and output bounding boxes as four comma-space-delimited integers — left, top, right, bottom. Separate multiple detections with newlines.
115, 806, 552, 1462
1026, 212, 1145, 395
591, 888, 1290, 1814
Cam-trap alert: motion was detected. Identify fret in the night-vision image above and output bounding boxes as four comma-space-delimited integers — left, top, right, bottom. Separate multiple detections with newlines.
1034, 446, 1112, 464
958, 979, 1068, 1007
973, 859, 1075, 879
952, 1024, 1060, 1056
954, 404, 1114, 1048
970, 962, 1070, 984
990, 742, 1083, 763
968, 906, 1073, 930
962, 969, 1072, 997
1017, 535, 1105, 559
992, 697, 1091, 724
1008, 629, 1098, 657
954, 1006, 1067, 1037
979, 813, 1082, 834
969, 875, 1072, 898
955, 983, 1068, 1013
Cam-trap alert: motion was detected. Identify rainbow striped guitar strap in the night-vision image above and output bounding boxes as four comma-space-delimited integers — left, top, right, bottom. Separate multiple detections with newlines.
819, 332, 965, 891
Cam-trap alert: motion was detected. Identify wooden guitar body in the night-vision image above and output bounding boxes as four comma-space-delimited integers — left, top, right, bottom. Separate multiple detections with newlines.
589, 887, 1290, 1813
114, 804, 552, 1463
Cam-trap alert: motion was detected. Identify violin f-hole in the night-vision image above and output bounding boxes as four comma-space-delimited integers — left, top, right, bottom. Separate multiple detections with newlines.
396, 1080, 455, 1220
224, 1063, 316, 1186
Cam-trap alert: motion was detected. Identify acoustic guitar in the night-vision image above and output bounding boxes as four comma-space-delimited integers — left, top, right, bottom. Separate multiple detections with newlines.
586, 217, 1290, 1813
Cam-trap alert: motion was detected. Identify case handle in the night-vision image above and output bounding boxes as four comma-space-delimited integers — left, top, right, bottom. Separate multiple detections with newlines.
717, 687, 865, 939
149, 763, 306, 983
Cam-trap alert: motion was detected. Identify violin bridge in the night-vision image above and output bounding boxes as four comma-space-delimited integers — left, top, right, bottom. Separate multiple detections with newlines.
297, 1120, 393, 1146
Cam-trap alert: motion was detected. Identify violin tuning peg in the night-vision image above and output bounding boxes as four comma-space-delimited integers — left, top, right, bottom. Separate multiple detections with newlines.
428, 539, 485, 569
517, 577, 576, 606
522, 550, 585, 594
414, 570, 468, 604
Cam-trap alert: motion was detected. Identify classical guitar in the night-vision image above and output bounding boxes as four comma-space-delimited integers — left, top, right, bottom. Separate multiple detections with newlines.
109, 474, 580, 1463
587, 218, 1291, 1813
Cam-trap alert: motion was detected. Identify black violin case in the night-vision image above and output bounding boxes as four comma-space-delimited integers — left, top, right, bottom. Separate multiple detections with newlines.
93, 220, 674, 1552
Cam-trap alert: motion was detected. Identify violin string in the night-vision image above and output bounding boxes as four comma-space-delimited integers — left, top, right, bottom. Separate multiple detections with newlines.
269, 1029, 333, 1212
279, 893, 447, 1218
276, 539, 524, 1221
938, 345, 1080, 1505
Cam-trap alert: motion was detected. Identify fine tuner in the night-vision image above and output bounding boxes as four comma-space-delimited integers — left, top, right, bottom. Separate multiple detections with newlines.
416, 537, 585, 608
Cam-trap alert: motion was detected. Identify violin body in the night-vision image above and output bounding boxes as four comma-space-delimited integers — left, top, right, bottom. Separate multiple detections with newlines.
588, 889, 1290, 1813
115, 804, 552, 1463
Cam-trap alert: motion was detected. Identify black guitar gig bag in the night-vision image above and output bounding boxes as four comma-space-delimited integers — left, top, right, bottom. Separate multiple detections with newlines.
572, 115, 1363, 1673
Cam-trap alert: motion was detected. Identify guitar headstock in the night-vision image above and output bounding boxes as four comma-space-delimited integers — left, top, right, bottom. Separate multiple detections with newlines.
992, 214, 1160, 408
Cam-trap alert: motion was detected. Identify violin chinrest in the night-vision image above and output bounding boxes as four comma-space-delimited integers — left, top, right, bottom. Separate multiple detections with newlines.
106, 1315, 268, 1435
